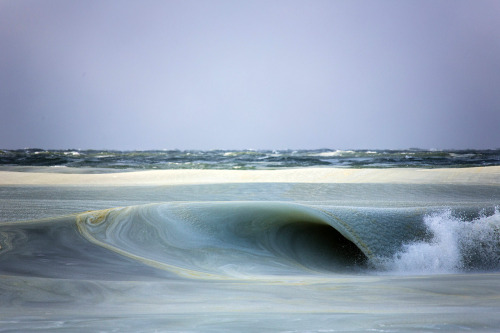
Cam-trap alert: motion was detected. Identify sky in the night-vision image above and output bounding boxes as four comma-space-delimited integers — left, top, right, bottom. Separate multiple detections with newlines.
1, 0, 500, 150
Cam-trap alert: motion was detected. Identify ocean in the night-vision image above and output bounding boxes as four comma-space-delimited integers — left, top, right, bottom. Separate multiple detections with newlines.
2, 148, 500, 170
0, 149, 499, 332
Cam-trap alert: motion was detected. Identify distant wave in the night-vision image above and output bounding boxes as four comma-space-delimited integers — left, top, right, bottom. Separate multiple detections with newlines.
310, 150, 355, 157
1, 202, 498, 281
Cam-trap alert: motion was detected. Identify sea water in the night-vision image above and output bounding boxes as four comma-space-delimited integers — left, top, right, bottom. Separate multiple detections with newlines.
2, 148, 500, 169
0, 149, 499, 332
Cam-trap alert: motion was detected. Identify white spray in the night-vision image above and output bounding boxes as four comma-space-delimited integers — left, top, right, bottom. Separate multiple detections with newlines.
383, 208, 500, 274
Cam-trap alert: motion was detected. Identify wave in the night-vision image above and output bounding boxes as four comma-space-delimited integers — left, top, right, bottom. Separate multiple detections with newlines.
1, 202, 498, 280
75, 202, 373, 279
311, 150, 355, 157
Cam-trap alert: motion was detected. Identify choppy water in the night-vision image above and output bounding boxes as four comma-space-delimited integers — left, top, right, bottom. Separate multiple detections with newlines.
2, 148, 500, 169
1, 150, 499, 332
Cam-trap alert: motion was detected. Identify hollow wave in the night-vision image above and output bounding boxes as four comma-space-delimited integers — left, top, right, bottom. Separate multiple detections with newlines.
75, 202, 373, 278
2, 202, 498, 281
75, 202, 500, 278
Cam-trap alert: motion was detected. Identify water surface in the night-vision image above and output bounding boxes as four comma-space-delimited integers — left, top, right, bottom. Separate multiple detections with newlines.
0, 150, 499, 332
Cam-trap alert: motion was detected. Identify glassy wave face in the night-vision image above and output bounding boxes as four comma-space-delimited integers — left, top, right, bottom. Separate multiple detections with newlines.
1, 203, 498, 280
1, 148, 500, 169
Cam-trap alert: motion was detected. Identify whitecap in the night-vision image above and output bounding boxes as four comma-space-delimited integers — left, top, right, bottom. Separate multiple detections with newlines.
314, 150, 354, 157
383, 208, 500, 274
64, 151, 81, 156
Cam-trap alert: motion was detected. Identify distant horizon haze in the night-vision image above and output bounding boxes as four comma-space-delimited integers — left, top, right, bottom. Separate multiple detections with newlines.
1, 0, 499, 150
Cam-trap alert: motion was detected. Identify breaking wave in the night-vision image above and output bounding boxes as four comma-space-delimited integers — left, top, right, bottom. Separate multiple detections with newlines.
1, 203, 498, 281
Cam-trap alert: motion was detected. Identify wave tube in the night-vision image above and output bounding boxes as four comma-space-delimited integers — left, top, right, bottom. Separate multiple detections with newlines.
75, 202, 433, 278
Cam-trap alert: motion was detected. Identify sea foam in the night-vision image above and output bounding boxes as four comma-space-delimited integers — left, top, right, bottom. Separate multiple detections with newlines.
384, 208, 500, 274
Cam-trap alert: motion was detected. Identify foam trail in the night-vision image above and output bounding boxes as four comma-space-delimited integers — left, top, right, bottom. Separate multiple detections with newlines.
384, 208, 500, 274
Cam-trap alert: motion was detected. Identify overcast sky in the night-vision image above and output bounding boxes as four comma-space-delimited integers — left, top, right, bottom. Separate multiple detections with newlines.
1, 0, 499, 150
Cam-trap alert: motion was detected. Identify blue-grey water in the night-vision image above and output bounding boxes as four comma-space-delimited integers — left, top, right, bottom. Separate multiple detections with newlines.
0, 149, 499, 332
2, 148, 500, 170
